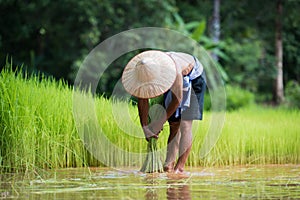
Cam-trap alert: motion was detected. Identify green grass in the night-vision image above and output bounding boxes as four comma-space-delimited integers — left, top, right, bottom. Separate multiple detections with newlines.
189, 106, 300, 167
1, 65, 299, 173
0, 66, 91, 172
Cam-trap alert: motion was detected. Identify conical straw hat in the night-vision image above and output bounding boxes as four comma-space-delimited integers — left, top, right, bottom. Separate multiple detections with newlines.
122, 50, 177, 98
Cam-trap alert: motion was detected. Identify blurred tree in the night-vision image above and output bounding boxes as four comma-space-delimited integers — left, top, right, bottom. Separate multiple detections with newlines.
175, 0, 300, 104
165, 4, 228, 81
220, 0, 276, 95
210, 0, 220, 62
224, 0, 300, 104
283, 1, 300, 83
0, 0, 176, 85
89, 0, 177, 96
1, 0, 300, 103
0, 0, 101, 80
274, 0, 284, 103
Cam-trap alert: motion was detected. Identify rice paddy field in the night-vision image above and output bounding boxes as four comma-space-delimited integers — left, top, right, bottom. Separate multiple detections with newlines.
1, 66, 300, 199
0, 66, 299, 174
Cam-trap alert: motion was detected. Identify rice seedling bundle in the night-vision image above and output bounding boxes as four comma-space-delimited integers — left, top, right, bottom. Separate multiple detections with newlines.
140, 137, 163, 173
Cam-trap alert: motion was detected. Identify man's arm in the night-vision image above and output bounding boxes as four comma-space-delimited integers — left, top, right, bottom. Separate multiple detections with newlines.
137, 98, 158, 140
148, 72, 183, 135
137, 98, 149, 127
137, 65, 183, 137
166, 73, 183, 120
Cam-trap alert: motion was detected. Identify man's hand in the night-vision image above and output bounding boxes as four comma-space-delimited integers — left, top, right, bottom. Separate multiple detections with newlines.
182, 63, 194, 76
142, 126, 158, 141
148, 120, 164, 136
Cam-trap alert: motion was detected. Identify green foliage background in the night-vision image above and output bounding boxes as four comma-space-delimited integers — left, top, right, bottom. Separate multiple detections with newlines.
0, 0, 300, 105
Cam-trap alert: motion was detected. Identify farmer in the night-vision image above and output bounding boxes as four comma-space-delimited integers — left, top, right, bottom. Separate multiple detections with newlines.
122, 50, 206, 173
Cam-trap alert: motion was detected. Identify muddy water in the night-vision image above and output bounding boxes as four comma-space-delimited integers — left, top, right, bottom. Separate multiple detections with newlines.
1, 165, 299, 199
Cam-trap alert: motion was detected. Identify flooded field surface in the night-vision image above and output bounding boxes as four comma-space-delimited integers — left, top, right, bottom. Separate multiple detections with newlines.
1, 165, 299, 199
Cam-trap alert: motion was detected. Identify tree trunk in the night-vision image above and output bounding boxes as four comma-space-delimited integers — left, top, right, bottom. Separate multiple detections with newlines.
211, 0, 220, 61
274, 0, 284, 104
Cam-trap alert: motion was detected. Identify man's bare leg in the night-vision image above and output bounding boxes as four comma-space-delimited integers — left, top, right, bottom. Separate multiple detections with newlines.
174, 120, 193, 173
164, 121, 180, 172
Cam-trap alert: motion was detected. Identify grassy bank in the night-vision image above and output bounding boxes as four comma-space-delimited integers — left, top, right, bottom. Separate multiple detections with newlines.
0, 67, 299, 173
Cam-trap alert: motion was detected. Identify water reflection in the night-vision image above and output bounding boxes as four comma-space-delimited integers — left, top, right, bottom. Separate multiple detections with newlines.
167, 181, 191, 200
145, 187, 159, 200
143, 174, 192, 200
144, 175, 160, 200
1, 166, 300, 199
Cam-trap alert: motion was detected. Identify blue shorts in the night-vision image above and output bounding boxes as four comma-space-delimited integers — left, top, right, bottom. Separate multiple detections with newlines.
166, 72, 206, 122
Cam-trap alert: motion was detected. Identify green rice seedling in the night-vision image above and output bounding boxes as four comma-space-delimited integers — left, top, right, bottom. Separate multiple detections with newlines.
0, 65, 89, 172
140, 138, 163, 173
1, 63, 300, 173
190, 105, 300, 167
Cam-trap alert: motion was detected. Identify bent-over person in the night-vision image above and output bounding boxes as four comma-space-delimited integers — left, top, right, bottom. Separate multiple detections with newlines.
122, 50, 206, 173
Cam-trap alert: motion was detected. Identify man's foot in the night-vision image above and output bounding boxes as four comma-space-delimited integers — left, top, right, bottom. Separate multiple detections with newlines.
163, 162, 174, 173
174, 168, 184, 174
174, 163, 185, 174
